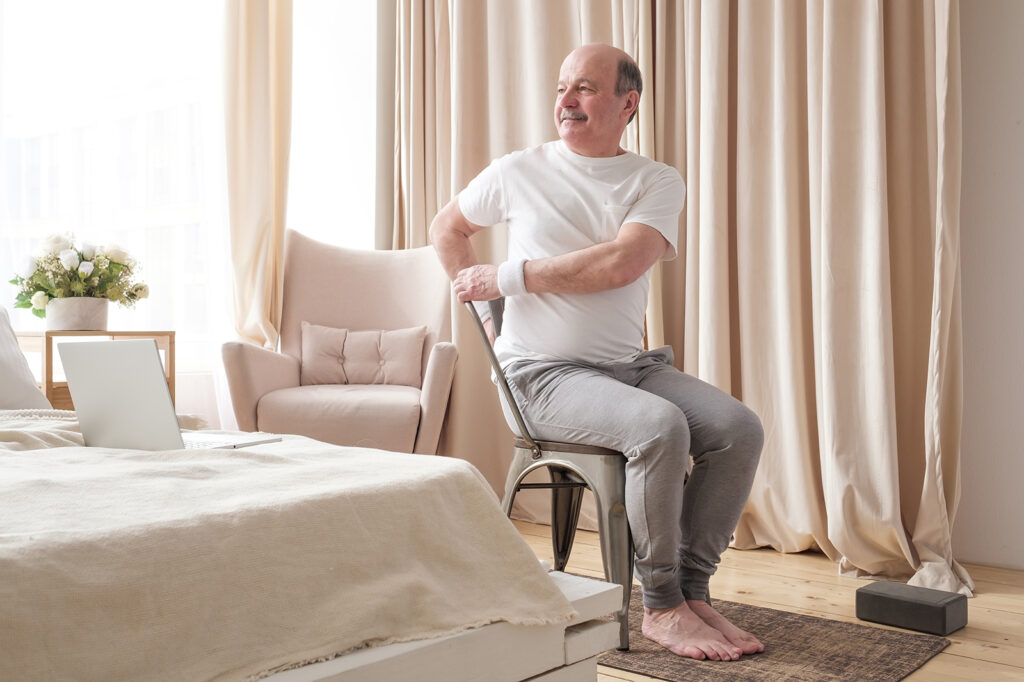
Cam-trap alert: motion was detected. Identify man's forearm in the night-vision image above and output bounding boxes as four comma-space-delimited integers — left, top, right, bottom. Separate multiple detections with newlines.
524, 222, 670, 295
431, 196, 669, 302
525, 241, 635, 294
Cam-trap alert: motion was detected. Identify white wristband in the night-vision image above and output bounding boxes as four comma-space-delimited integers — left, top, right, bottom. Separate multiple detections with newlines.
497, 258, 528, 297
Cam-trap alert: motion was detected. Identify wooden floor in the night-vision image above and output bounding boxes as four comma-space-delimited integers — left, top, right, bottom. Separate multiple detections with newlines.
514, 520, 1024, 681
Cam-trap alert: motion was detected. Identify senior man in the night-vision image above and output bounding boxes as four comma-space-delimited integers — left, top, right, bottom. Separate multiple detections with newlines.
430, 43, 764, 661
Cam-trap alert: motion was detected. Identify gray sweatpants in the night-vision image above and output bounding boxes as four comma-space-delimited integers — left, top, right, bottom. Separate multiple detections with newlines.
499, 346, 763, 610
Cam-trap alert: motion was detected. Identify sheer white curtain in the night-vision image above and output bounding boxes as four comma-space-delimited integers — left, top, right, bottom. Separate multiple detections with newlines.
288, 0, 376, 250
0, 0, 233, 426
222, 0, 377, 358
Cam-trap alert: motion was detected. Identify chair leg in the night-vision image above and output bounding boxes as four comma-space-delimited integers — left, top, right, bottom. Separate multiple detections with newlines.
500, 450, 532, 517
549, 467, 584, 572
596, 493, 633, 650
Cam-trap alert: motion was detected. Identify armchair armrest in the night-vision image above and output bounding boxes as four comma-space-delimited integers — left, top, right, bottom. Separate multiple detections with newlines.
222, 341, 300, 432
412, 341, 458, 455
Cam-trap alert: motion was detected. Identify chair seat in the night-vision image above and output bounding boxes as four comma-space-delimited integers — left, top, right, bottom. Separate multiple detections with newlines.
513, 437, 621, 457
258, 384, 421, 451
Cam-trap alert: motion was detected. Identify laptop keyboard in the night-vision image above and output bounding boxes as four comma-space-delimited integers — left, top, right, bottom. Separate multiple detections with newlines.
184, 438, 237, 449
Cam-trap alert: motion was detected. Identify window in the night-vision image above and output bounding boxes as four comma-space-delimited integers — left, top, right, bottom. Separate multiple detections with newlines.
0, 0, 378, 426
288, 0, 377, 250
1, 0, 231, 422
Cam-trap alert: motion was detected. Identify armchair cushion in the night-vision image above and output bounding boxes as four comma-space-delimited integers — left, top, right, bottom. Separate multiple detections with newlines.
257, 384, 422, 451
300, 322, 426, 388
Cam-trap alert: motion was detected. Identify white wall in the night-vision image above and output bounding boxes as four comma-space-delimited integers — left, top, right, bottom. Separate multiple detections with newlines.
953, 0, 1024, 571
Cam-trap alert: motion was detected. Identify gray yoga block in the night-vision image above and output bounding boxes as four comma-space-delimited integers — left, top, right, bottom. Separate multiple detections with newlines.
855, 581, 967, 635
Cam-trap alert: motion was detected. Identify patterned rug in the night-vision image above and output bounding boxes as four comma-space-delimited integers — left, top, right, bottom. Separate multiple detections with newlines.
599, 585, 949, 681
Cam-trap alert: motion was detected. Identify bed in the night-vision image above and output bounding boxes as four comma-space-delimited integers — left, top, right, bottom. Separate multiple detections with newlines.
0, 408, 621, 681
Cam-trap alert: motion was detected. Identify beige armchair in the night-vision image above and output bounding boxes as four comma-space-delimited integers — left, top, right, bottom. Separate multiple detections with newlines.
222, 230, 457, 454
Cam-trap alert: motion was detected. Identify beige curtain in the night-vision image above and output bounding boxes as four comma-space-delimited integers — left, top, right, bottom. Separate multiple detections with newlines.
713, 0, 969, 595
377, 0, 448, 250
386, 0, 970, 593
224, 0, 292, 349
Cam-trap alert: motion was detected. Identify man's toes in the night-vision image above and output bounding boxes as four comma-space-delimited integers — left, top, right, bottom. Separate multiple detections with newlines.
698, 639, 739, 661
734, 633, 763, 654
716, 643, 742, 661
679, 645, 708, 660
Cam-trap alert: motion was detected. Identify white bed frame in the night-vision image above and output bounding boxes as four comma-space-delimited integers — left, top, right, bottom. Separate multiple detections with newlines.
267, 572, 623, 682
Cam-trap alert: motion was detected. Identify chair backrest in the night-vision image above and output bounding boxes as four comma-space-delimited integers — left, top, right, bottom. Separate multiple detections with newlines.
464, 300, 541, 457
280, 230, 452, 378
487, 298, 506, 337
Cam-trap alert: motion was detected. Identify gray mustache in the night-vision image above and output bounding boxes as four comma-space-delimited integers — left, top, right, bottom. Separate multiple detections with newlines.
561, 112, 587, 121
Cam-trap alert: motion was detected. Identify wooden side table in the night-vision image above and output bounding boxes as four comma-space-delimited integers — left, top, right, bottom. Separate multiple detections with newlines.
17, 330, 175, 410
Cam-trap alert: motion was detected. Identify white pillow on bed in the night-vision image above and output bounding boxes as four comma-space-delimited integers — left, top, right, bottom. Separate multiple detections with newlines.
0, 307, 52, 409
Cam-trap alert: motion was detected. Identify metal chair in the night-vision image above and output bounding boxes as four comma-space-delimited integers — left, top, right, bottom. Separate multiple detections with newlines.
465, 300, 634, 650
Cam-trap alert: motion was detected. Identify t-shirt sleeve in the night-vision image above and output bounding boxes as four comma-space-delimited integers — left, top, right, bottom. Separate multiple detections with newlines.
457, 157, 508, 228
623, 166, 685, 261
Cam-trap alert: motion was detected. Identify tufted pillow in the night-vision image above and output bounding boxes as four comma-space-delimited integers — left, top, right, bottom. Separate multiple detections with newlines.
0, 308, 52, 409
300, 321, 427, 388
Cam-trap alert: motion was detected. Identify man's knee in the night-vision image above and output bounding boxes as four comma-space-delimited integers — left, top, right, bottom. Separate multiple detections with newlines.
732, 404, 764, 456
694, 402, 764, 462
629, 401, 690, 457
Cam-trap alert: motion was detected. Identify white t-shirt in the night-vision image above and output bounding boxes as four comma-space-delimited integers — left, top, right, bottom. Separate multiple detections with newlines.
459, 140, 685, 365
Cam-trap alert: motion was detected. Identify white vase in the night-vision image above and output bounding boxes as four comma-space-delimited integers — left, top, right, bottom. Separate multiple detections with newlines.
45, 297, 109, 331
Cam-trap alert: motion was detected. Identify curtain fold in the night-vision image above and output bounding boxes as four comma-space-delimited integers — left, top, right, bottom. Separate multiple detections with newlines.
387, 0, 970, 593
907, 0, 972, 593
812, 0, 917, 578
224, 0, 292, 349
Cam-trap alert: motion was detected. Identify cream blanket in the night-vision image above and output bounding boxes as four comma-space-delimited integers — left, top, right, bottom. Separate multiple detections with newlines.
0, 410, 575, 681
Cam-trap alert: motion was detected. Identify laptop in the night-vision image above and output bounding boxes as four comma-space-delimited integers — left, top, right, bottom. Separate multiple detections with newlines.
58, 339, 281, 451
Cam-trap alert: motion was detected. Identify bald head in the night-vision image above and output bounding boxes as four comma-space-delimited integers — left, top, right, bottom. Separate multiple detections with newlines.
563, 44, 643, 123
554, 44, 642, 156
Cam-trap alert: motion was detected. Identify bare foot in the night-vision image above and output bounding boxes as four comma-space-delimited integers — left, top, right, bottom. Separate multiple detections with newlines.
688, 599, 765, 655
642, 602, 743, 661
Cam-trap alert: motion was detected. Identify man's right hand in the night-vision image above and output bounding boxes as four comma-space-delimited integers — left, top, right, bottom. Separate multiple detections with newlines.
453, 264, 500, 303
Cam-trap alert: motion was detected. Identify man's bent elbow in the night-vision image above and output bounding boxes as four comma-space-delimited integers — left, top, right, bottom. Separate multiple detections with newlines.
606, 257, 652, 290
428, 214, 446, 248
429, 198, 472, 250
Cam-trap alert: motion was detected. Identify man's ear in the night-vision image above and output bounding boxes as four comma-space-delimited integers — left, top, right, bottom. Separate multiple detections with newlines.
624, 91, 639, 119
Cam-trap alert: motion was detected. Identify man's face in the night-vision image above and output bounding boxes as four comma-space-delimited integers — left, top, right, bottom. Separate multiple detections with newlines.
553, 46, 635, 157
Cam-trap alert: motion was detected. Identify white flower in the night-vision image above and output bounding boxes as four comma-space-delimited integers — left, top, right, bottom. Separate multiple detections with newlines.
30, 291, 49, 309
131, 283, 150, 299
79, 260, 95, 277
17, 256, 38, 280
59, 249, 81, 271
77, 241, 96, 260
103, 245, 129, 263
41, 233, 73, 255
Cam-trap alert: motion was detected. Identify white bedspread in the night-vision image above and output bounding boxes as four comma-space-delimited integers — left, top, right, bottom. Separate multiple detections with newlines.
0, 410, 575, 681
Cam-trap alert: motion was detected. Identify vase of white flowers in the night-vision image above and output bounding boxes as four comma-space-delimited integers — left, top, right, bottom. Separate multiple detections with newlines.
42, 297, 110, 331
9, 233, 150, 331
